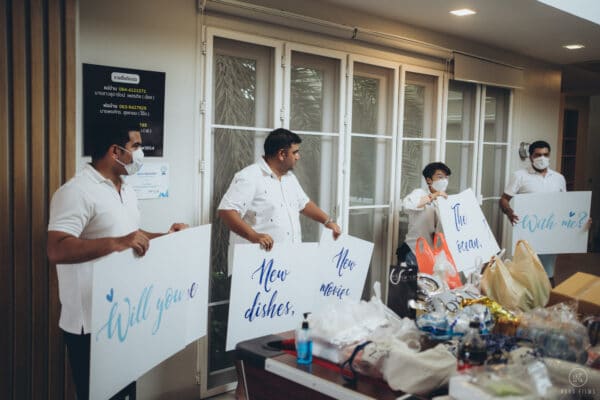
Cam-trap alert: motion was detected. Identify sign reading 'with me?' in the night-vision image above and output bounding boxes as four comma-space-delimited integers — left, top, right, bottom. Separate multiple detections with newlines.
90, 225, 210, 400
512, 191, 591, 254
437, 188, 500, 271
226, 234, 374, 351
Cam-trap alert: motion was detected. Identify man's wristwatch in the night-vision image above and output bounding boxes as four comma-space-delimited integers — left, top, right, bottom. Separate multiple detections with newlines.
323, 217, 334, 226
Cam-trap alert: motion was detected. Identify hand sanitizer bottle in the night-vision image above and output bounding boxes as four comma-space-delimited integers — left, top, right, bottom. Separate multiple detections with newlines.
296, 312, 312, 365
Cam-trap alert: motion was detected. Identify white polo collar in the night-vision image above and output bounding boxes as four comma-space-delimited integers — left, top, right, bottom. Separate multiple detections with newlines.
259, 156, 291, 179
526, 163, 557, 177
83, 163, 126, 187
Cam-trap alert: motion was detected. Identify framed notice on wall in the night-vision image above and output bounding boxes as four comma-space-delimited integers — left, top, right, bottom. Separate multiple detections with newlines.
83, 63, 165, 156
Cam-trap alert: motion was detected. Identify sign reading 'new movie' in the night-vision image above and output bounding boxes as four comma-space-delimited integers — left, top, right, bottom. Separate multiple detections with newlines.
226, 234, 374, 351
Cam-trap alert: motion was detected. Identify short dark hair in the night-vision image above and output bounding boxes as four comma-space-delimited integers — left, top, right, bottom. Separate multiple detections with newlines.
529, 140, 551, 156
90, 122, 138, 161
264, 128, 302, 157
422, 162, 451, 180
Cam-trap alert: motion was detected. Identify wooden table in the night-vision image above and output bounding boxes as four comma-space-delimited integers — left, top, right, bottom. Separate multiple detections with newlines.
235, 332, 417, 400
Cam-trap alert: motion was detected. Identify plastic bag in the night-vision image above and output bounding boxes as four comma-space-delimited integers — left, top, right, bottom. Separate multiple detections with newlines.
480, 255, 534, 311
382, 341, 456, 395
415, 236, 435, 274
416, 233, 462, 289
506, 240, 551, 308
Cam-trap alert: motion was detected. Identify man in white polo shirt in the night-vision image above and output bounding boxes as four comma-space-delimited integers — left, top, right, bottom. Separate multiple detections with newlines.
47, 123, 186, 400
499, 140, 566, 286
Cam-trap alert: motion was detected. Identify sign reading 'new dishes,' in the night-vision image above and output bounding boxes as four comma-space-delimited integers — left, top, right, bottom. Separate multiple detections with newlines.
512, 191, 591, 254
437, 189, 500, 271
90, 225, 210, 400
226, 235, 374, 351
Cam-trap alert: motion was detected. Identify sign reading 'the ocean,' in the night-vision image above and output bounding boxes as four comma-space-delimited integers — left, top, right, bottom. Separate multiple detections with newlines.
226, 235, 374, 351
512, 191, 591, 254
83, 63, 165, 156
437, 188, 500, 271
90, 225, 210, 400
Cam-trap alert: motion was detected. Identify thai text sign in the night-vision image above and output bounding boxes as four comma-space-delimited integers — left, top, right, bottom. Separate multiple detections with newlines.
437, 188, 500, 271
90, 225, 210, 400
512, 191, 591, 254
226, 234, 374, 351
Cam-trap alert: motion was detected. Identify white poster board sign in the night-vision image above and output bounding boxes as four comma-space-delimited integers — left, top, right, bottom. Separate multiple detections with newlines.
437, 188, 500, 271
512, 191, 591, 254
90, 225, 210, 400
318, 233, 374, 302
226, 243, 320, 351
226, 235, 374, 350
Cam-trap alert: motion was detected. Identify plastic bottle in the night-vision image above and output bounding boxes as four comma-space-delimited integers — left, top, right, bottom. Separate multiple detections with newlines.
457, 319, 487, 371
296, 312, 312, 365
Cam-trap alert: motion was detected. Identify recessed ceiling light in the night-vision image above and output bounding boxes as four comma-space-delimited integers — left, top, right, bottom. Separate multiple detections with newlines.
450, 8, 476, 16
563, 44, 585, 50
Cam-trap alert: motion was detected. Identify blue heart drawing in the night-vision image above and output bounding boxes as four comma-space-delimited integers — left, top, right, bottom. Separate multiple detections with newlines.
106, 288, 114, 302
569, 211, 575, 218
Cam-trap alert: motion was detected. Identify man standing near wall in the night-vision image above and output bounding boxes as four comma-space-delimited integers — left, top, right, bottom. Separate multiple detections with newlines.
218, 128, 341, 400
499, 140, 565, 286
47, 123, 187, 400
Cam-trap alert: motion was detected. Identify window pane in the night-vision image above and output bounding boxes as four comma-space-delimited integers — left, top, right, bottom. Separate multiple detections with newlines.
350, 137, 392, 206
400, 140, 435, 199
294, 134, 339, 242
352, 63, 394, 136
481, 144, 507, 198
446, 80, 476, 141
290, 52, 340, 132
484, 86, 510, 142
208, 303, 235, 373
404, 72, 437, 139
482, 200, 503, 246
210, 128, 257, 303
445, 142, 475, 193
213, 37, 274, 128
349, 208, 389, 299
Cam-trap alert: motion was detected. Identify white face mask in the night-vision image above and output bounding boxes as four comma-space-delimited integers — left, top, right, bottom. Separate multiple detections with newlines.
532, 156, 549, 170
431, 178, 448, 192
116, 147, 144, 175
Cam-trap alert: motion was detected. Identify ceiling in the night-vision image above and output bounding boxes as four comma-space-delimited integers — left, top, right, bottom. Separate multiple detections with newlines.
320, 0, 600, 66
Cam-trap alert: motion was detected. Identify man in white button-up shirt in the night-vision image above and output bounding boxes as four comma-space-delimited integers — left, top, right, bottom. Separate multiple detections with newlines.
500, 140, 566, 285
219, 128, 341, 400
218, 128, 341, 252
47, 123, 187, 400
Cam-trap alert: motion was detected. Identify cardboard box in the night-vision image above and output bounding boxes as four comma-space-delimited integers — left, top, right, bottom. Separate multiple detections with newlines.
548, 272, 600, 316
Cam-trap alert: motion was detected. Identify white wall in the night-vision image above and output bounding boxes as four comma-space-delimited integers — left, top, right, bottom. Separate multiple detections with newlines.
78, 0, 200, 233
79, 0, 201, 398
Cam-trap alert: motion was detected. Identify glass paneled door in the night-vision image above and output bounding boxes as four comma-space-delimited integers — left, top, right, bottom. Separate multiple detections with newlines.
397, 70, 442, 253
346, 59, 398, 299
202, 33, 280, 396
285, 48, 344, 241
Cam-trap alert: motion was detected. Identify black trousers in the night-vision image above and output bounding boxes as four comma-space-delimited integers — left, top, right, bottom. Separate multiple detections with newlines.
63, 330, 136, 400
